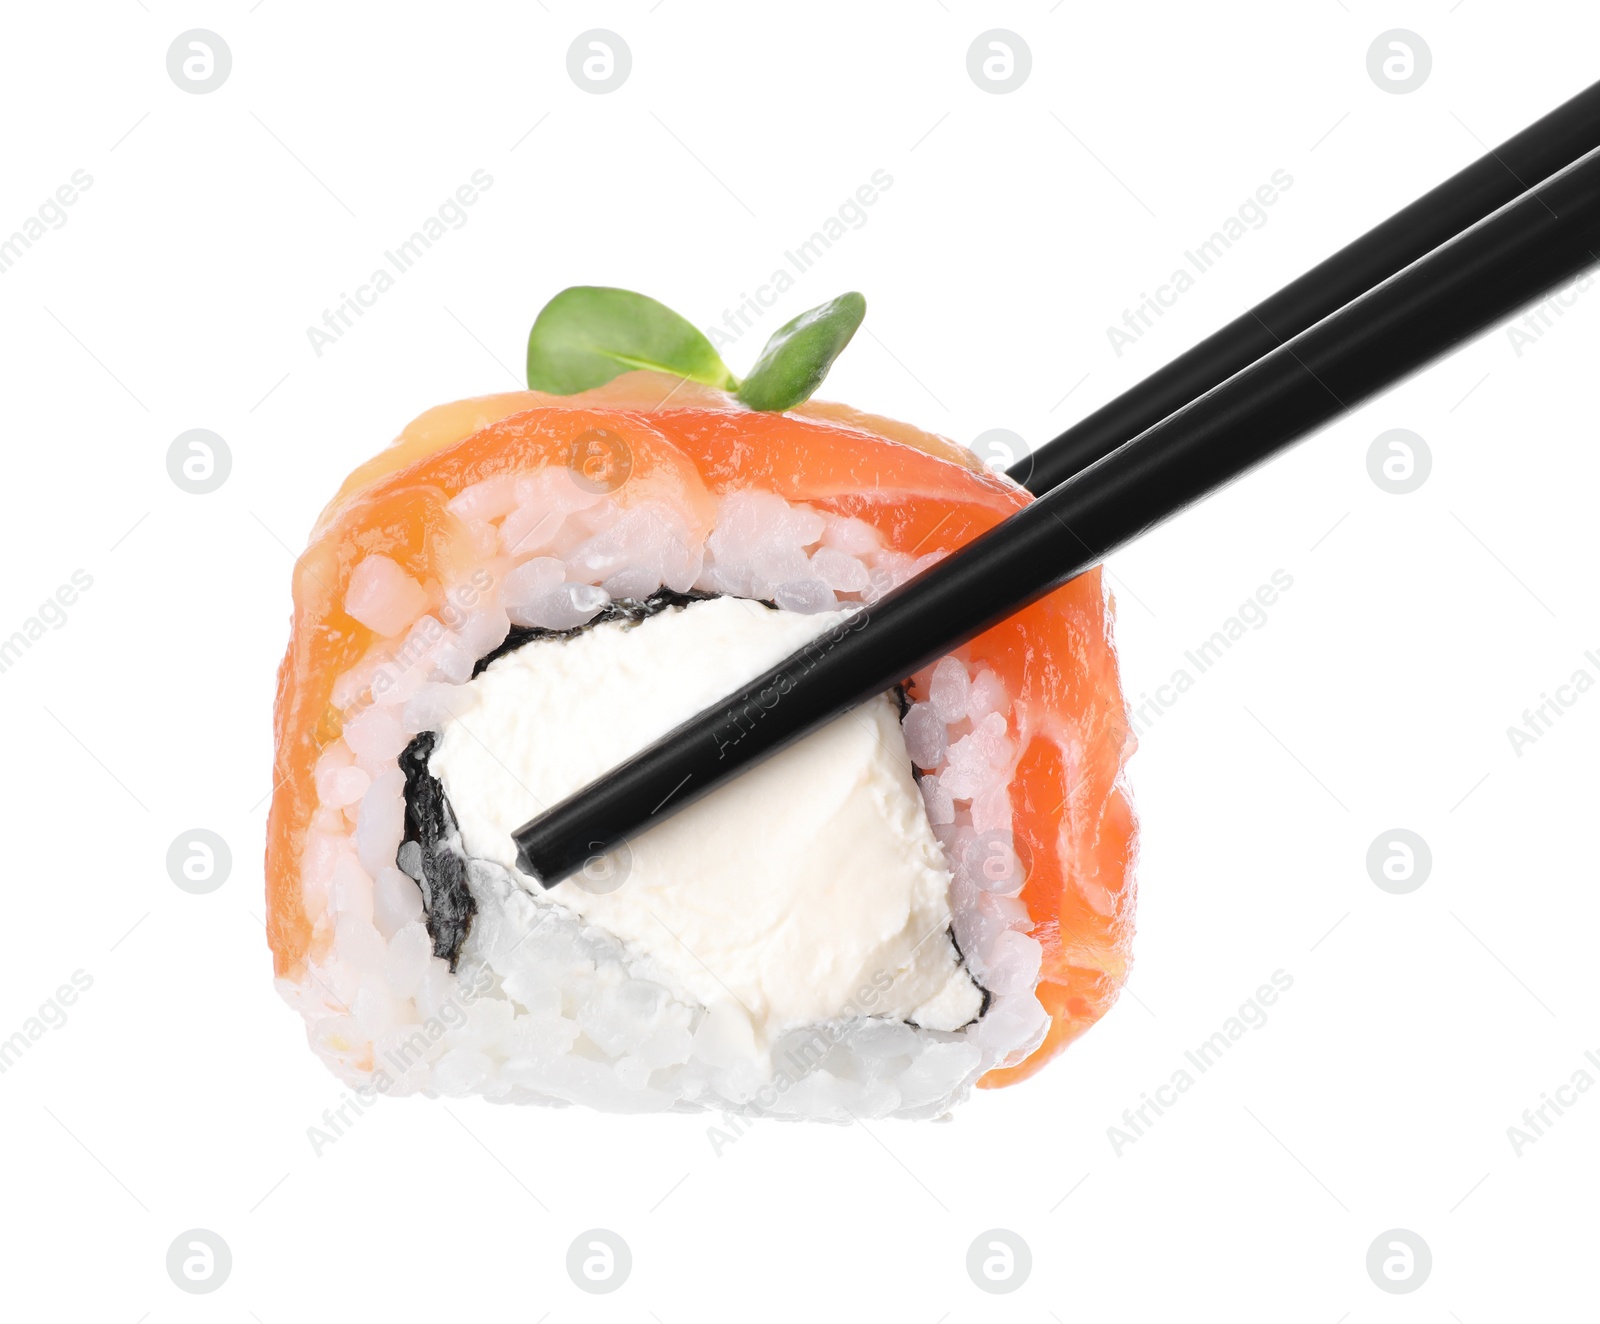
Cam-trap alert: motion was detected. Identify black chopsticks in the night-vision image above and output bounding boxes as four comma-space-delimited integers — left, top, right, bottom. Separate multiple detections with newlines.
1012, 77, 1600, 494
514, 123, 1600, 888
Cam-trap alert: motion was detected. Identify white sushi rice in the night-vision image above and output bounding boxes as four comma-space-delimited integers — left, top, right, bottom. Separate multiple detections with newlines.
281, 473, 1050, 1120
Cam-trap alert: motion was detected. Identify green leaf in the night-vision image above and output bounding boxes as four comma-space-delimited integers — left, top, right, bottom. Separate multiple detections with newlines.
736, 292, 867, 412
526, 286, 736, 394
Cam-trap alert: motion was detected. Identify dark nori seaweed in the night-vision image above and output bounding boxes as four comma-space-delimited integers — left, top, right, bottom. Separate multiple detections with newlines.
470, 588, 725, 678
922, 923, 990, 1031
397, 730, 476, 971
970, 975, 993, 1026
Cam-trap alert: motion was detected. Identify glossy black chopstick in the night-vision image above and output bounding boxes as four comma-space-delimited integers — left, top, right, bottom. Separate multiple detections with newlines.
515, 142, 1600, 887
1012, 78, 1600, 494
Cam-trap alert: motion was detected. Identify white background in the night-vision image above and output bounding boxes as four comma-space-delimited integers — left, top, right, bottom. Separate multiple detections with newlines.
2, 2, 1597, 1319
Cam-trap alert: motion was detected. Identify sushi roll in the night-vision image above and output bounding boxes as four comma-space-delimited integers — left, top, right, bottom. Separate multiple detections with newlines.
267, 290, 1137, 1119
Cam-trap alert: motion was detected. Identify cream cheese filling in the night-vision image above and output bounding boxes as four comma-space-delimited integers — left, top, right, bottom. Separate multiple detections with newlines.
429, 596, 982, 1052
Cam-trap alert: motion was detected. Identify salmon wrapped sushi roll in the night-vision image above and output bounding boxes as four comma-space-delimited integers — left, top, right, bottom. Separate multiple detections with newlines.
267, 296, 1137, 1120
